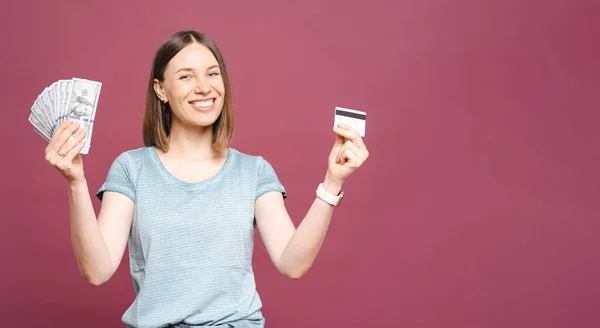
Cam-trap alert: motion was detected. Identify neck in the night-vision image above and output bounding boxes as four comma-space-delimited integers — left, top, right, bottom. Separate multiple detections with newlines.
164, 121, 222, 160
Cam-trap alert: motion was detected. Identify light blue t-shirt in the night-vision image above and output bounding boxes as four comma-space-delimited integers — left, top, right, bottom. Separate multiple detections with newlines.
96, 146, 286, 328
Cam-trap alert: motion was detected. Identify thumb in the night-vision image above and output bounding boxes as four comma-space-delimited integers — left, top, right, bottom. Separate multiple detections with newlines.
333, 132, 344, 147
328, 133, 344, 164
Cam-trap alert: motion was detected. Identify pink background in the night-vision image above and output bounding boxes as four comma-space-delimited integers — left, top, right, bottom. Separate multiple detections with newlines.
1, 0, 599, 327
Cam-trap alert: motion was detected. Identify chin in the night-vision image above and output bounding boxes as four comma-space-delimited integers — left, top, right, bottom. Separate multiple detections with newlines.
192, 114, 222, 128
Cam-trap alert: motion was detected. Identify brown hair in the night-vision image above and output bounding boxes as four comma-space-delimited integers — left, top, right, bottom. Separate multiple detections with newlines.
142, 30, 234, 152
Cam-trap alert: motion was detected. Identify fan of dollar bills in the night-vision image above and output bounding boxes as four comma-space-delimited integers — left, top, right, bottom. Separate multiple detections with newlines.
29, 78, 101, 155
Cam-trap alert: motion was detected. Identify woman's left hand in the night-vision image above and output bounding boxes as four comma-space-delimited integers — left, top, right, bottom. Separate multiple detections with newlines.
325, 123, 369, 188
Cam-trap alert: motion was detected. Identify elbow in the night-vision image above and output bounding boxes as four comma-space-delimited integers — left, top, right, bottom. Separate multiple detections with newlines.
277, 252, 314, 280
81, 270, 111, 287
84, 274, 108, 287
281, 265, 309, 280
285, 271, 306, 280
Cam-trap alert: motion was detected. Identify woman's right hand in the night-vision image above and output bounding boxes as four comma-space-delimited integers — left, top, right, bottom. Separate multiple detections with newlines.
45, 120, 88, 183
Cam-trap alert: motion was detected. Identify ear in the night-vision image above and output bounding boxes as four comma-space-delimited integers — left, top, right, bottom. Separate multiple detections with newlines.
153, 78, 167, 103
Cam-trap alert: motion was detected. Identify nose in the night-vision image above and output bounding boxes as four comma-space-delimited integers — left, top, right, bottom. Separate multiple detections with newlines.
194, 77, 210, 94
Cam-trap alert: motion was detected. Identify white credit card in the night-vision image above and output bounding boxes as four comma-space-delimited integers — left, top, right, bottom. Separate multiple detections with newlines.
334, 106, 366, 137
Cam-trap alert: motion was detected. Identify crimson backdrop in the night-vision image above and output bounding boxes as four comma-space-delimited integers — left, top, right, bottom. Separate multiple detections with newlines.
1, 0, 599, 327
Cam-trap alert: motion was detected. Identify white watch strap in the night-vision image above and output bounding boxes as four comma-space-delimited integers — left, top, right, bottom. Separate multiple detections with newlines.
316, 183, 343, 207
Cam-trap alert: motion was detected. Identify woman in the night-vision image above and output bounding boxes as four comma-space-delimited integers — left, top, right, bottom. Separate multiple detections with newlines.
45, 30, 369, 328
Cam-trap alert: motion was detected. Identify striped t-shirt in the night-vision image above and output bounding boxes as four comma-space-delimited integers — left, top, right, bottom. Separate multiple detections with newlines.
96, 146, 286, 328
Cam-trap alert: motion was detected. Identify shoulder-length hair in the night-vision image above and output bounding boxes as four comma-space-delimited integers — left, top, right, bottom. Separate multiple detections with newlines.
142, 30, 234, 152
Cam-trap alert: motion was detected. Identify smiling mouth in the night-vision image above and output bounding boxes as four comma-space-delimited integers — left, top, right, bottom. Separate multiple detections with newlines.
189, 98, 215, 110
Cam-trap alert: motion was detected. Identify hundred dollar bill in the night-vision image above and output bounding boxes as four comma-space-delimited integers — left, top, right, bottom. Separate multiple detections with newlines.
57, 79, 72, 126
29, 109, 50, 141
30, 96, 52, 135
64, 78, 102, 154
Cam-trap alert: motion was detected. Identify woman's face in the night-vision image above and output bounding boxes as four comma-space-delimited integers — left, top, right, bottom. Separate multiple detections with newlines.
155, 42, 225, 129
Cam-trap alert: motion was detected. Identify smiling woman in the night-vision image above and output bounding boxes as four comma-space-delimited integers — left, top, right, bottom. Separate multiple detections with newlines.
43, 30, 369, 328
144, 31, 234, 153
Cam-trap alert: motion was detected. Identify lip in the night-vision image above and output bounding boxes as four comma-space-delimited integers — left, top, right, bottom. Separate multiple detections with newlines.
189, 98, 216, 111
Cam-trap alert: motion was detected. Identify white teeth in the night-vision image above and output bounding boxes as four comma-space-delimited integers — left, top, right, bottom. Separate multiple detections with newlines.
192, 100, 213, 108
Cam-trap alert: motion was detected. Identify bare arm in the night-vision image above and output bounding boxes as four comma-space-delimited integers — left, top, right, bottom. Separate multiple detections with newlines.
255, 180, 339, 279
255, 123, 369, 279
69, 182, 133, 286
46, 120, 133, 286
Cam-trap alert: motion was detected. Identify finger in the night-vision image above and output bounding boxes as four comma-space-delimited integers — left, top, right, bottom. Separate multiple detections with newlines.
328, 133, 345, 165
57, 129, 87, 157
48, 120, 80, 154
340, 148, 360, 167
334, 124, 365, 149
335, 141, 349, 164
63, 137, 87, 162
333, 132, 344, 147
343, 140, 368, 161
46, 120, 74, 153
47, 120, 75, 145
335, 141, 354, 164
335, 140, 362, 163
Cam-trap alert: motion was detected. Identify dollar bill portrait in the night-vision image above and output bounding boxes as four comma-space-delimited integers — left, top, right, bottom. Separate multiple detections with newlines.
70, 89, 93, 117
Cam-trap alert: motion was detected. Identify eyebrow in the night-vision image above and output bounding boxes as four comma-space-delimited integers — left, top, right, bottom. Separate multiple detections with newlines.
174, 65, 220, 74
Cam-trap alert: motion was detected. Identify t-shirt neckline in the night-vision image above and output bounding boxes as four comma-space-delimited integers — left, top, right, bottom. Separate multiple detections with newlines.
148, 146, 233, 190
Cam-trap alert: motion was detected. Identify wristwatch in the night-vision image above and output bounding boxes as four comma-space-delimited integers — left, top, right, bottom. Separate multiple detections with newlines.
316, 183, 344, 207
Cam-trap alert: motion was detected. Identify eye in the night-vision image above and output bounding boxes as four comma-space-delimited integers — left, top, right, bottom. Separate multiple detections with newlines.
208, 72, 220, 77
179, 74, 192, 80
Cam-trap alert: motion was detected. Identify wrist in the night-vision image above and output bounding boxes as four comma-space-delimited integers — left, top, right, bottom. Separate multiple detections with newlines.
323, 174, 343, 195
316, 182, 344, 207
68, 178, 87, 191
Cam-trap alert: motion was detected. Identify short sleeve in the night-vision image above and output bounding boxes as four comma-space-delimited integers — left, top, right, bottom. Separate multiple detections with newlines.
96, 153, 136, 202
255, 156, 287, 200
